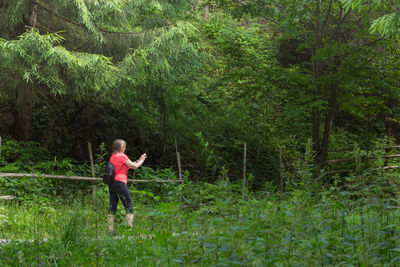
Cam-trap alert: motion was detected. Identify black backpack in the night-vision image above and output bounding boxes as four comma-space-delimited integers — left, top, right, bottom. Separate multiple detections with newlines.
103, 155, 123, 185
103, 161, 115, 185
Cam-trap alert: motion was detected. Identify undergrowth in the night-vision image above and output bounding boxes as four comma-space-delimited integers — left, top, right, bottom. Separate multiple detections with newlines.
1, 176, 400, 266
2, 139, 400, 266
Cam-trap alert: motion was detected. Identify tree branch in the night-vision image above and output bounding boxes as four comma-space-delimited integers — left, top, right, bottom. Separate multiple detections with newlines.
271, 0, 286, 10
336, 3, 351, 29
321, 0, 333, 37
333, 35, 383, 72
33, 1, 150, 36
364, 37, 384, 47
262, 16, 277, 24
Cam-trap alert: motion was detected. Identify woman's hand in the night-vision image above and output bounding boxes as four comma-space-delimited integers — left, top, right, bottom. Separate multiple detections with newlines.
126, 153, 147, 169
139, 153, 147, 161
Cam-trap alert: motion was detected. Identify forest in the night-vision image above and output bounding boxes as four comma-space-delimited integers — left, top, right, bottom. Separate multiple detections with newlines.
2, 0, 400, 266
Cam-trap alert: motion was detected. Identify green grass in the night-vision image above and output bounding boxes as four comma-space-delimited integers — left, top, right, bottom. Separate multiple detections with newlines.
1, 183, 400, 266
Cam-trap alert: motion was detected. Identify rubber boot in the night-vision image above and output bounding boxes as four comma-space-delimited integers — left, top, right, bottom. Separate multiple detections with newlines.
126, 213, 134, 227
108, 215, 114, 232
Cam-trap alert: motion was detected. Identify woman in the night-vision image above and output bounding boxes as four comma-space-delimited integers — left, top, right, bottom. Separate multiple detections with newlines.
107, 139, 147, 232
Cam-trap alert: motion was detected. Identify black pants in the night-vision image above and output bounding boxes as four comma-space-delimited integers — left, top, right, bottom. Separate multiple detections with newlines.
108, 180, 134, 214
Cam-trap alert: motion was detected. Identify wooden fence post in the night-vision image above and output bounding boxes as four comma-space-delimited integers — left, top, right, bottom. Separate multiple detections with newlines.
88, 142, 96, 197
242, 143, 247, 199
175, 138, 182, 180
280, 148, 283, 196
175, 138, 183, 201
204, 5, 209, 18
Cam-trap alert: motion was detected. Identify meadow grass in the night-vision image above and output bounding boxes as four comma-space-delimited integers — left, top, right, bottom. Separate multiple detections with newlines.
1, 182, 400, 267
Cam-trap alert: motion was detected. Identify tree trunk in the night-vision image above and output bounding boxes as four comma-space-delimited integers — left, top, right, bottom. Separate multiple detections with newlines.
12, 1, 37, 140
317, 86, 338, 165
14, 84, 33, 140
312, 0, 322, 157
312, 110, 320, 154
28, 3, 37, 27
315, 4, 345, 166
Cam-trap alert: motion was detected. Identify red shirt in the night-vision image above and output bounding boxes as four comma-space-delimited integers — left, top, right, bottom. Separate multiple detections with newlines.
110, 153, 130, 184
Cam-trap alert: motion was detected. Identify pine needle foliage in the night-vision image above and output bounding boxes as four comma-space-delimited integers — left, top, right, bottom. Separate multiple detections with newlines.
0, 29, 117, 98
119, 21, 199, 81
344, 0, 400, 39
0, 0, 199, 100
0, 0, 34, 36
0, 0, 200, 146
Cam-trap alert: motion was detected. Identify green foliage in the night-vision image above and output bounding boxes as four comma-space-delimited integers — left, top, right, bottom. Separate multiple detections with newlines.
2, 0, 400, 190
0, 139, 93, 201
0, 29, 117, 96
0, 139, 51, 163
344, 0, 399, 38
118, 21, 199, 87
213, 0, 400, 168
60, 209, 88, 245
2, 174, 400, 266
0, 0, 200, 156
179, 179, 241, 213
0, 0, 33, 36
62, 0, 105, 42
175, 12, 283, 186
134, 166, 181, 181
131, 166, 188, 204
3, 1, 400, 264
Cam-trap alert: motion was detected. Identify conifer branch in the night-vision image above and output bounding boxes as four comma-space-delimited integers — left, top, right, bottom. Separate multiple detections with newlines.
33, 1, 161, 36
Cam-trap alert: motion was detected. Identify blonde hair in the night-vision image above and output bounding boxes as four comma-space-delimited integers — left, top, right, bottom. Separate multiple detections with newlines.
112, 139, 126, 153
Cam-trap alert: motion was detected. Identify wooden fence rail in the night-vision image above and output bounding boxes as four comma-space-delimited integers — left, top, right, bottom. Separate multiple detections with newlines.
327, 145, 400, 152
0, 172, 184, 183
324, 148, 400, 175
325, 154, 400, 164
324, 165, 400, 176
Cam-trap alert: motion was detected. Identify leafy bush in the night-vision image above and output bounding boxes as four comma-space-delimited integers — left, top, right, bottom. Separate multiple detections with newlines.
0, 139, 93, 201
2, 181, 400, 266
176, 179, 241, 213
132, 166, 184, 199
0, 139, 51, 164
